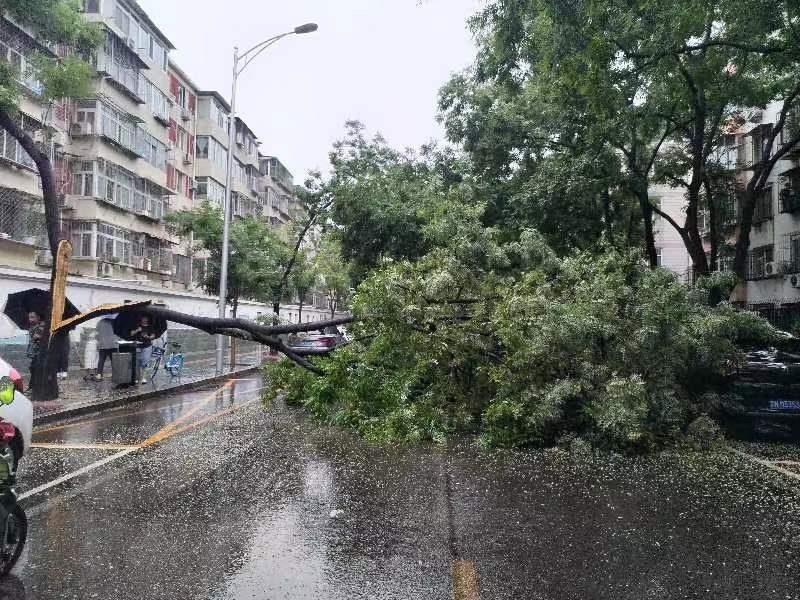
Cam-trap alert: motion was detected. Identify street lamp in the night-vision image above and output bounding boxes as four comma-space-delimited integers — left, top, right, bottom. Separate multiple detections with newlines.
216, 23, 319, 375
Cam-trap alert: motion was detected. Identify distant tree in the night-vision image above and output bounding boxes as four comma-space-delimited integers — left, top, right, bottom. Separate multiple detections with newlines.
315, 237, 351, 319
289, 253, 318, 324
167, 204, 291, 317
440, 0, 800, 279
0, 0, 101, 399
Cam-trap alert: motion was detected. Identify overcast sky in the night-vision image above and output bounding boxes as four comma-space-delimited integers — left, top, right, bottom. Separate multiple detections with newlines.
137, 0, 483, 181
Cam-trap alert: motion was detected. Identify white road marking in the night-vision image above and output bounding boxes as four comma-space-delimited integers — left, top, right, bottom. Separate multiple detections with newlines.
31, 443, 139, 451
19, 447, 138, 500
22, 380, 266, 500
727, 447, 800, 483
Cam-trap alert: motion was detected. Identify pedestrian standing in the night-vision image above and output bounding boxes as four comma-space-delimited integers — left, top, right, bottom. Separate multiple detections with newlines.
93, 317, 119, 381
26, 311, 45, 391
52, 329, 70, 379
129, 315, 157, 384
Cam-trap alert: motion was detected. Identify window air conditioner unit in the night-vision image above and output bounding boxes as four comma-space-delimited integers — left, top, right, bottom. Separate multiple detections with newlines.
764, 261, 778, 276
100, 263, 114, 277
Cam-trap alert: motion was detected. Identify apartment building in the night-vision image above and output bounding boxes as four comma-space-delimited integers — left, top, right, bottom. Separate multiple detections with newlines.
0, 0, 320, 330
650, 184, 693, 280
723, 103, 800, 313
194, 91, 230, 211
652, 101, 800, 323
0, 15, 66, 270
261, 155, 301, 231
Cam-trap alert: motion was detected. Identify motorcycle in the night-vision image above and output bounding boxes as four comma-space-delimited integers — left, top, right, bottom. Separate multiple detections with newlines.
0, 378, 26, 576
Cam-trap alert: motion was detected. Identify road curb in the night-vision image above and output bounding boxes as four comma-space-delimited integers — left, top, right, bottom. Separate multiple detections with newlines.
33, 366, 263, 427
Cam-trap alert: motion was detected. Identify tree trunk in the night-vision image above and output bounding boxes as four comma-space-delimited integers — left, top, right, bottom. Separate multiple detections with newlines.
706, 177, 719, 273
635, 188, 658, 268
0, 109, 61, 400
298, 299, 303, 324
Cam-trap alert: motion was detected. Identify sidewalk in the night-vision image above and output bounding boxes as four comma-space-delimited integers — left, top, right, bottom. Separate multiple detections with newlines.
31, 357, 266, 424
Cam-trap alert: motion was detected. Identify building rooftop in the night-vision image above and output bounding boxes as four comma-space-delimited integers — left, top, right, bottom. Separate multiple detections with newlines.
197, 90, 231, 113
124, 0, 176, 49
168, 60, 199, 91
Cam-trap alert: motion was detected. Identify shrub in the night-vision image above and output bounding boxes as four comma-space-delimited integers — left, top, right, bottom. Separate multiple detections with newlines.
684, 414, 723, 450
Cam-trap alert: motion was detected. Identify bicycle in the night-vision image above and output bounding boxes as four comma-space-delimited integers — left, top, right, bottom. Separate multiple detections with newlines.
149, 342, 184, 380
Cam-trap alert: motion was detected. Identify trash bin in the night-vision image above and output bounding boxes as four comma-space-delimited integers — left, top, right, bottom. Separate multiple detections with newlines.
116, 341, 138, 386
111, 352, 132, 386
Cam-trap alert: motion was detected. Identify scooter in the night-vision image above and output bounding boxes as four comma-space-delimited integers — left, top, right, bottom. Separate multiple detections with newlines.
0, 379, 26, 576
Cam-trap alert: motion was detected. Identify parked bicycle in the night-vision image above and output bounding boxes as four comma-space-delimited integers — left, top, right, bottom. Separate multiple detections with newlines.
149, 342, 184, 380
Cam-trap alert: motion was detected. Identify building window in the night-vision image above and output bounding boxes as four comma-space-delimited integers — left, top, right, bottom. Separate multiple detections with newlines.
97, 30, 140, 98
0, 37, 44, 95
139, 76, 170, 123
746, 244, 775, 280
655, 248, 663, 267
99, 102, 137, 152
71, 159, 166, 218
70, 221, 95, 258
753, 185, 774, 224
196, 136, 227, 172
195, 176, 225, 206
0, 113, 38, 169
97, 222, 132, 264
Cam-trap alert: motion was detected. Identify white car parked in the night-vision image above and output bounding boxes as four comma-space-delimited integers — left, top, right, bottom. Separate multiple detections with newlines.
0, 357, 33, 468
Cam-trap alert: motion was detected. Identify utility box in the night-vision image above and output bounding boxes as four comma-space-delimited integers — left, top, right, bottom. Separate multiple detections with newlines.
112, 346, 135, 386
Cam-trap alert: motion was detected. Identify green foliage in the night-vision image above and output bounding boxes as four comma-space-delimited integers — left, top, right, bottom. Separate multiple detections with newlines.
267, 218, 778, 450
439, 0, 800, 272
325, 121, 473, 279
167, 203, 292, 307
314, 236, 351, 316
0, 0, 101, 112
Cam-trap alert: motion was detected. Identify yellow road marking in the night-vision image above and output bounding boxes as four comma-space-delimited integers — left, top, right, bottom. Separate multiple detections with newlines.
452, 560, 479, 600
165, 398, 258, 438
140, 380, 233, 447
23, 380, 264, 500
32, 442, 140, 451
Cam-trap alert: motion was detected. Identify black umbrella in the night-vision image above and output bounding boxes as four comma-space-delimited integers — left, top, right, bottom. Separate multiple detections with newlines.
112, 310, 168, 341
2, 288, 80, 330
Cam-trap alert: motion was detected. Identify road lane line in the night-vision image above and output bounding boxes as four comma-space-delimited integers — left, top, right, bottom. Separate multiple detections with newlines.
452, 560, 479, 600
18, 447, 138, 501
139, 380, 233, 447
31, 443, 139, 451
22, 384, 265, 500
727, 447, 800, 483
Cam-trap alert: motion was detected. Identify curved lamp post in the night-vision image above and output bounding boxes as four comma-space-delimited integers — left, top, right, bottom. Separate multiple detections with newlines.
216, 23, 319, 374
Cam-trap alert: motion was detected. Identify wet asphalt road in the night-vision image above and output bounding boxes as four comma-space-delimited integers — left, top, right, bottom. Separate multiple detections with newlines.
0, 375, 798, 599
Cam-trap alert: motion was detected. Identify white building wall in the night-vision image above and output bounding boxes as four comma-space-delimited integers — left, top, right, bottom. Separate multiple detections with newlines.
650, 184, 692, 278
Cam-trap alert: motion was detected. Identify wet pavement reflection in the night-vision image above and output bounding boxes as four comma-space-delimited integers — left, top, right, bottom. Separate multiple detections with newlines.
1, 375, 798, 598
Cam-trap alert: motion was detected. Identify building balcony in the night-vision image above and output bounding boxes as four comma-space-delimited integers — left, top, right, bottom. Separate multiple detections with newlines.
780, 188, 800, 214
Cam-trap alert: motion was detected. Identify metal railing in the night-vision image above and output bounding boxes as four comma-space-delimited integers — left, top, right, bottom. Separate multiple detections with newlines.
0, 188, 48, 247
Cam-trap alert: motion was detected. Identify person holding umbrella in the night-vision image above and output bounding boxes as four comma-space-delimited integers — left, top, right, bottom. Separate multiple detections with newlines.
130, 315, 157, 384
